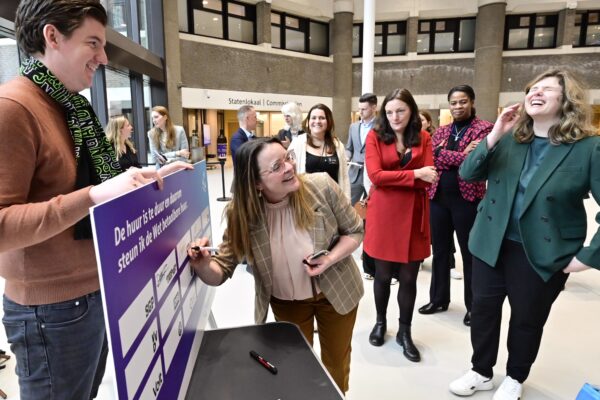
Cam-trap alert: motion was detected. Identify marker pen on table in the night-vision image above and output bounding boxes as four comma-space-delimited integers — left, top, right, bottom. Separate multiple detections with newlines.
249, 350, 278, 374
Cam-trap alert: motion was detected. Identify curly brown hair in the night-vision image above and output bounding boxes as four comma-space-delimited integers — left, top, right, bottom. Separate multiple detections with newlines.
514, 69, 596, 144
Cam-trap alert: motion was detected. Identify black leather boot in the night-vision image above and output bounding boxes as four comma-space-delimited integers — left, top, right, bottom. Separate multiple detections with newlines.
396, 323, 421, 362
369, 314, 386, 346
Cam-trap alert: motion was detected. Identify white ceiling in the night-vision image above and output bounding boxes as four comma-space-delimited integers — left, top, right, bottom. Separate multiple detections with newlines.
249, 0, 600, 22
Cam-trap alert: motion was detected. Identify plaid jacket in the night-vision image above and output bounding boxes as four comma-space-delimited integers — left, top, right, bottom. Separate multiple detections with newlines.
427, 116, 493, 202
213, 173, 364, 323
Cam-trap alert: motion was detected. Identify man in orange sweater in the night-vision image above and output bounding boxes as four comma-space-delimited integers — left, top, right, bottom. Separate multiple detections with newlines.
0, 1, 186, 399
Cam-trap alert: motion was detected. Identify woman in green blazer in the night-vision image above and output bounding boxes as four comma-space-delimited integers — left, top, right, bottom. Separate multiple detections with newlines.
188, 137, 364, 393
450, 69, 600, 400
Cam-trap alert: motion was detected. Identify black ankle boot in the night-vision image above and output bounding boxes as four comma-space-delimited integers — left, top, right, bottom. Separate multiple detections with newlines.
369, 315, 386, 346
396, 323, 420, 362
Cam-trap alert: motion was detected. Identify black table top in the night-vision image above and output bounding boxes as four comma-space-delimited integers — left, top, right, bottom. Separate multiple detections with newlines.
185, 322, 343, 400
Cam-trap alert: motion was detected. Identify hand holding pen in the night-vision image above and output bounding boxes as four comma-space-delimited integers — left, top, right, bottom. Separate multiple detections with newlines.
187, 238, 216, 267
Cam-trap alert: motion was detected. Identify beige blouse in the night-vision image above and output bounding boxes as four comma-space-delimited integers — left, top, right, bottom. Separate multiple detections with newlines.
265, 197, 318, 300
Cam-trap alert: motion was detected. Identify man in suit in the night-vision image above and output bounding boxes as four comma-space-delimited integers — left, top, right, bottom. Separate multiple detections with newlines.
346, 93, 382, 281
346, 93, 377, 205
230, 104, 257, 168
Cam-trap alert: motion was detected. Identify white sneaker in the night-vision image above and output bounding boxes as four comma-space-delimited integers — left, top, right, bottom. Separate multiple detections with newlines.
390, 278, 399, 285
449, 370, 494, 396
451, 269, 463, 280
492, 377, 522, 400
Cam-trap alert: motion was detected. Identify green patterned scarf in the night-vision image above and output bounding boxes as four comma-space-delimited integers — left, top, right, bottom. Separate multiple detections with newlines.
21, 57, 122, 239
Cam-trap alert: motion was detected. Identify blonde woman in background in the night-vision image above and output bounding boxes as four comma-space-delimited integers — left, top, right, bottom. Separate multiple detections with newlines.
278, 101, 305, 148
148, 106, 190, 168
105, 115, 142, 170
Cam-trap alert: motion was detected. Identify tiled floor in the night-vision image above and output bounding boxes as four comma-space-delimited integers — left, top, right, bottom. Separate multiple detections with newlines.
1, 162, 599, 399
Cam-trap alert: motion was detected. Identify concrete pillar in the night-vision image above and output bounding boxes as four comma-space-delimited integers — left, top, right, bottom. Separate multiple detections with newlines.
256, 1, 272, 45
557, 8, 576, 48
163, 0, 183, 125
473, 0, 507, 122
361, 0, 375, 94
332, 0, 354, 143
406, 16, 418, 55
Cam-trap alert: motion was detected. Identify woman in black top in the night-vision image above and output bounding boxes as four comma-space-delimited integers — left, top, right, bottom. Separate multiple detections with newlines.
105, 115, 142, 170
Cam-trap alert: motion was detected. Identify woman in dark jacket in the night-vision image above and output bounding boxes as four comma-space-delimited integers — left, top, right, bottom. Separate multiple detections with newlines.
419, 85, 493, 326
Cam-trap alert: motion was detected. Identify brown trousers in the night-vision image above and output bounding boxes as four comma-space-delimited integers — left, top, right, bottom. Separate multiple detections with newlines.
270, 293, 358, 393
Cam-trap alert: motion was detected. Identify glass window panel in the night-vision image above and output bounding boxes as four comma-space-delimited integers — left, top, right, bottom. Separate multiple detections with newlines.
575, 13, 583, 25
590, 13, 599, 24
102, 0, 128, 37
285, 28, 305, 52
535, 16, 546, 26
142, 75, 152, 164
585, 24, 600, 46
80, 88, 91, 102
271, 26, 281, 48
352, 25, 360, 56
573, 27, 581, 46
386, 34, 405, 55
286, 16, 299, 28
138, 0, 149, 48
227, 3, 246, 17
0, 37, 19, 85
194, 10, 223, 38
105, 67, 132, 119
388, 24, 398, 34
271, 12, 280, 25
507, 28, 529, 49
533, 27, 554, 48
420, 21, 430, 32
458, 19, 475, 51
436, 21, 446, 31
375, 24, 383, 34
375, 37, 383, 55
203, 0, 222, 12
434, 32, 454, 52
228, 16, 254, 43
309, 22, 327, 55
417, 33, 430, 53
519, 16, 530, 27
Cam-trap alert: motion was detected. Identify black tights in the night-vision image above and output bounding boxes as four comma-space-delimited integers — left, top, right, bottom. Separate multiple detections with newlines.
373, 259, 420, 325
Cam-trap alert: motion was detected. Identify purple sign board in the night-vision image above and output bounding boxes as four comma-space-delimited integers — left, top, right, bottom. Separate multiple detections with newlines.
91, 161, 215, 400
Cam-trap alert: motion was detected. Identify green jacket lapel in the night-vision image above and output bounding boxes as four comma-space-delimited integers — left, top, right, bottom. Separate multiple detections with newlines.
505, 139, 529, 202
521, 142, 573, 214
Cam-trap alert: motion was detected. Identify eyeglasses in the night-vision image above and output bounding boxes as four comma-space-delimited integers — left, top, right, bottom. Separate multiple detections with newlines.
527, 86, 562, 94
261, 150, 296, 175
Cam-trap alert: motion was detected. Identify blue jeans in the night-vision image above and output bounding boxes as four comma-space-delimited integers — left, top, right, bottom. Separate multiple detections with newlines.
2, 291, 108, 400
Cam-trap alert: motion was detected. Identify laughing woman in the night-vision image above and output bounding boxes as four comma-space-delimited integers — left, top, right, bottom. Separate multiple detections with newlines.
188, 137, 364, 393
450, 69, 600, 400
288, 103, 351, 199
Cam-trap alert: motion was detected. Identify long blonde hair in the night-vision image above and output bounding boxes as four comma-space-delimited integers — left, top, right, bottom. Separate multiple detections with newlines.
514, 69, 596, 144
105, 115, 136, 159
226, 137, 314, 263
150, 106, 177, 150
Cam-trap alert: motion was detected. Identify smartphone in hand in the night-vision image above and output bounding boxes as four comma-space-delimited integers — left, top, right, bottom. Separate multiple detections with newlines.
302, 249, 329, 266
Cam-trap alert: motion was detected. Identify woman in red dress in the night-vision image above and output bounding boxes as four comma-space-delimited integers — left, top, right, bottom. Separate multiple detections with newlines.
364, 88, 437, 362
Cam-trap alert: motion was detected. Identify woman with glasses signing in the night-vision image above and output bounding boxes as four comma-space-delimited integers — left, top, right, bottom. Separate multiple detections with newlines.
189, 137, 364, 393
